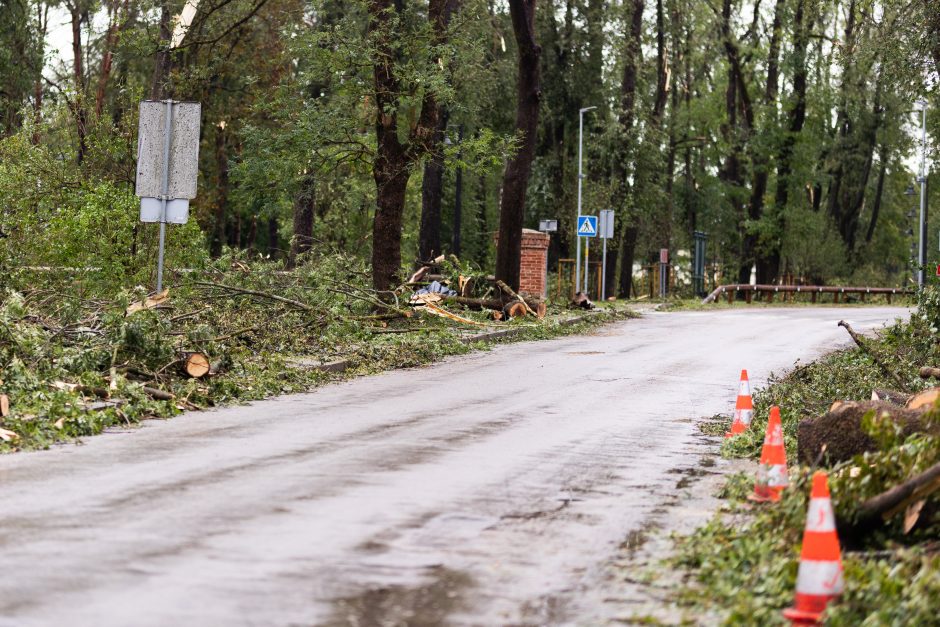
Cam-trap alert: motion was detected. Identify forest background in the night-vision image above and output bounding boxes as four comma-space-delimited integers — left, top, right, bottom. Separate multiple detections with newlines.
1, 0, 938, 296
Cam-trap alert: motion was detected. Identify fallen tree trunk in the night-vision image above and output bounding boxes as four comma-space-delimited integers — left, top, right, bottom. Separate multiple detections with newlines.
840, 461, 940, 544
856, 461, 940, 524
142, 386, 174, 401
797, 401, 938, 465
870, 388, 911, 406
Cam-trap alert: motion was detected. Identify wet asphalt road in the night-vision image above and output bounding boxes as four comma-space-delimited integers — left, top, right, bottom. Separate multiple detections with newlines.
0, 307, 907, 626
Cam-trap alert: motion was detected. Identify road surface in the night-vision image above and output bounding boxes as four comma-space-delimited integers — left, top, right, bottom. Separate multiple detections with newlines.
0, 307, 907, 626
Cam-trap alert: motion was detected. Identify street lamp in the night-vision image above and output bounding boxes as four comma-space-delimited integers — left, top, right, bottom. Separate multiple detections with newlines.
914, 100, 929, 288
576, 106, 597, 295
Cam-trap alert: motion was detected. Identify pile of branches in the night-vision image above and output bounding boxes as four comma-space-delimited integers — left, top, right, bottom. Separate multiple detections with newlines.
399, 254, 549, 323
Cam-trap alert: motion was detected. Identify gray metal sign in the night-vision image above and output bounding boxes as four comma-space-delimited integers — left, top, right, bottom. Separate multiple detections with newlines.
538, 219, 558, 232
598, 209, 614, 239
135, 100, 202, 292
136, 100, 201, 202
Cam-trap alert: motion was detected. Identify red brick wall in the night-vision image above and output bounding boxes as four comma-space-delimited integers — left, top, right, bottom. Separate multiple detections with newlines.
493, 229, 550, 298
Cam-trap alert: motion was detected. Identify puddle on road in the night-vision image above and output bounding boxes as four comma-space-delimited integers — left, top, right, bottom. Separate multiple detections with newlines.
325, 566, 472, 627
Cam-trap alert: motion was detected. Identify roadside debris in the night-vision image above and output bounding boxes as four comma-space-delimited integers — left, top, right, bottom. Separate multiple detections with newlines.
677, 294, 940, 624
571, 291, 595, 310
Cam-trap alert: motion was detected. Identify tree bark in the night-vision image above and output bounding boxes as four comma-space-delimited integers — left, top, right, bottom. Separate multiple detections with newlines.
210, 123, 229, 258
771, 0, 809, 276
749, 0, 785, 284
495, 0, 541, 292
368, 0, 452, 292
150, 1, 172, 99
288, 171, 316, 267
68, 1, 88, 164
864, 142, 888, 244
616, 0, 644, 298
419, 108, 448, 263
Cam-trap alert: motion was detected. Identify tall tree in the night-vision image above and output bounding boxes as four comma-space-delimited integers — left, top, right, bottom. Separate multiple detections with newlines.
615, 0, 643, 298
495, 0, 541, 291
417, 0, 459, 264
368, 0, 451, 291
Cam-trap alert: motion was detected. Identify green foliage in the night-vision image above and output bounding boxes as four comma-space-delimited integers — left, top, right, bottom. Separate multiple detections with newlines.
0, 131, 208, 291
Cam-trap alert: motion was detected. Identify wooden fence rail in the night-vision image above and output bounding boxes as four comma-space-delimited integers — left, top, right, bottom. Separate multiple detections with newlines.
701, 284, 913, 305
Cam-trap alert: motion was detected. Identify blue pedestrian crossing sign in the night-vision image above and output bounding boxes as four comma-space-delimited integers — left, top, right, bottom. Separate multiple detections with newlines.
577, 215, 598, 237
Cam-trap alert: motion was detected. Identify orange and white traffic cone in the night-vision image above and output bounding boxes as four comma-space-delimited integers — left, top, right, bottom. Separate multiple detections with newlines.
783, 471, 844, 626
749, 406, 789, 502
725, 369, 754, 437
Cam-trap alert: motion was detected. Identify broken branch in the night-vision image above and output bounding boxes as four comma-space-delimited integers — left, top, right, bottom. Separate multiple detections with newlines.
838, 320, 906, 390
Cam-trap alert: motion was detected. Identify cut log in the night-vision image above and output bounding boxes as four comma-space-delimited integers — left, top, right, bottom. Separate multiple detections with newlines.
443, 295, 545, 316
496, 280, 538, 317
183, 352, 211, 378
504, 301, 528, 319
919, 366, 940, 380
490, 309, 504, 321
0, 394, 8, 417
907, 387, 940, 411
797, 401, 939, 465
870, 388, 912, 406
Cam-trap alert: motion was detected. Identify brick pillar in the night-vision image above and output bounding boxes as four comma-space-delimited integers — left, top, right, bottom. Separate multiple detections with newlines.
494, 229, 550, 298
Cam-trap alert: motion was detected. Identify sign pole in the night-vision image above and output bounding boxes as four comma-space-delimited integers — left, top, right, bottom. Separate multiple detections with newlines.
917, 100, 927, 289
601, 237, 607, 301
584, 237, 590, 294
575, 111, 583, 293
156, 99, 174, 293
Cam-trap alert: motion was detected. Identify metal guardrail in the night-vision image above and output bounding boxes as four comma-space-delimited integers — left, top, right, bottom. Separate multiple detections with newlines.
701, 284, 913, 305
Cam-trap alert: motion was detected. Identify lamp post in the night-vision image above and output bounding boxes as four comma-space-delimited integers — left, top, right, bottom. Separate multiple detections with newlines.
905, 184, 917, 284
915, 100, 928, 288
576, 106, 596, 295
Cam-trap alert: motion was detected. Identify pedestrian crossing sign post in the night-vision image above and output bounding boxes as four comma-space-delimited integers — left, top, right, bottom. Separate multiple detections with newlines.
576, 215, 598, 295
577, 215, 598, 237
